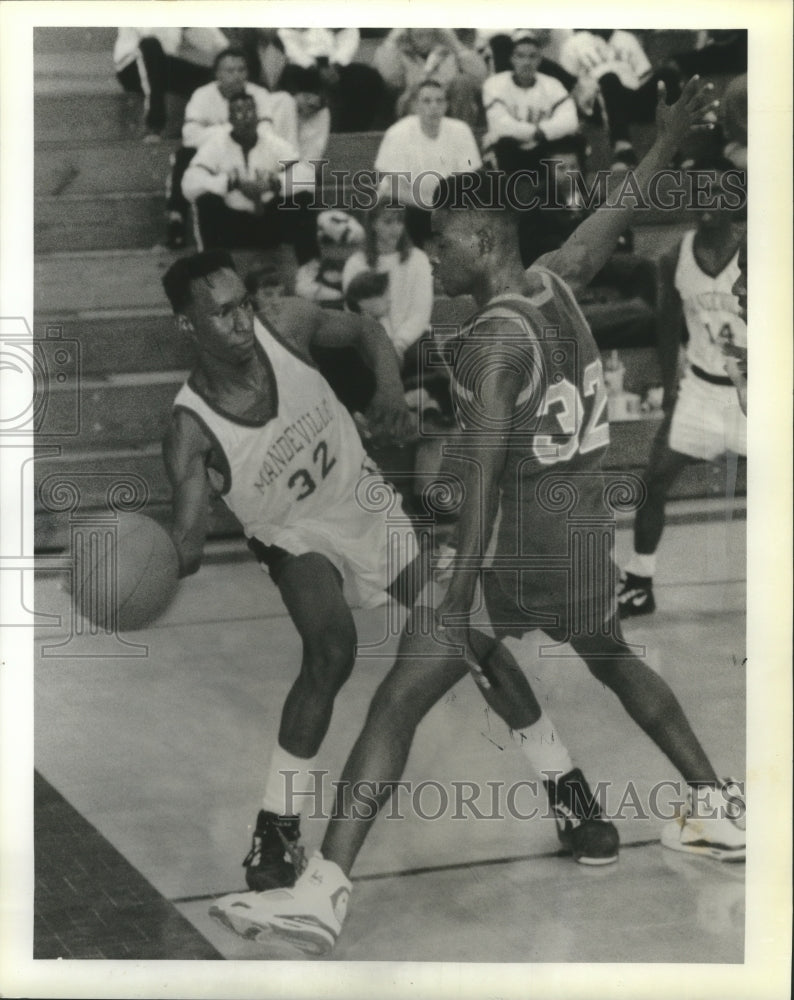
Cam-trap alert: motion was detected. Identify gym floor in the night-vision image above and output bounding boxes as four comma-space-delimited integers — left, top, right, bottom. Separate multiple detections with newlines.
31, 503, 747, 965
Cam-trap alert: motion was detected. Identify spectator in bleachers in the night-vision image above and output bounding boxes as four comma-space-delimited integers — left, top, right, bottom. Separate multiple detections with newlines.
288, 67, 332, 162
476, 28, 577, 88
295, 210, 365, 304
113, 27, 228, 142
181, 92, 315, 260
559, 29, 682, 171
342, 201, 433, 369
276, 28, 387, 131
482, 31, 581, 179
374, 79, 482, 247
165, 47, 300, 249
373, 28, 488, 126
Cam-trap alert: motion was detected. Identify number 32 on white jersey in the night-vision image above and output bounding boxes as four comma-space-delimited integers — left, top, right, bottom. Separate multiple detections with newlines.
533, 359, 609, 464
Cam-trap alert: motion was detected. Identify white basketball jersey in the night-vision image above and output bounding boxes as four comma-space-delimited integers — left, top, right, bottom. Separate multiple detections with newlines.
674, 230, 746, 377
172, 316, 373, 547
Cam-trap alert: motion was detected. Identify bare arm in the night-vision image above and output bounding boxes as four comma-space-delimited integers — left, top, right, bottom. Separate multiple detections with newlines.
437, 321, 527, 622
654, 245, 687, 411
162, 410, 213, 577
262, 297, 414, 442
542, 76, 719, 294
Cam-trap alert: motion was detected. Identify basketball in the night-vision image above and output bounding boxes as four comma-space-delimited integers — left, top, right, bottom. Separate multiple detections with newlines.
73, 512, 180, 631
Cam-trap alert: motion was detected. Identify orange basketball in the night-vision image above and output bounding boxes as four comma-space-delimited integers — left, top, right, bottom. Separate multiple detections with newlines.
73, 512, 180, 631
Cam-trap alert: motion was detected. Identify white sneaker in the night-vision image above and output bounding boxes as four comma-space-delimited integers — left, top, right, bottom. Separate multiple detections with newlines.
661, 781, 745, 862
209, 853, 352, 955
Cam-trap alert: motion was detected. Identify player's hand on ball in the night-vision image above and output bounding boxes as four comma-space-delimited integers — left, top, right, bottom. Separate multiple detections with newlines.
656, 75, 719, 146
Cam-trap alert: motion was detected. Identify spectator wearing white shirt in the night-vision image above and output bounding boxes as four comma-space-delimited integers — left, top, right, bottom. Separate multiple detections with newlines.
374, 79, 482, 246
114, 27, 228, 141
482, 32, 581, 176
342, 203, 433, 366
277, 28, 387, 131
182, 92, 314, 259
559, 29, 681, 170
166, 47, 300, 249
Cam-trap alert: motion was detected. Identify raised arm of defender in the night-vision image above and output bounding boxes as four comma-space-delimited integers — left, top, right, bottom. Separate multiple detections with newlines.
541, 76, 719, 294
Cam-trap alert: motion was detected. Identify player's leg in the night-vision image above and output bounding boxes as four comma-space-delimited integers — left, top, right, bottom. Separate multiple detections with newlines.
243, 552, 358, 892
621, 412, 692, 617
210, 607, 470, 951
469, 627, 619, 865
570, 617, 744, 861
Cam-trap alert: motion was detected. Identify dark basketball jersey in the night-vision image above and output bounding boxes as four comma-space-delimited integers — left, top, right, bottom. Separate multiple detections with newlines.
449, 265, 618, 631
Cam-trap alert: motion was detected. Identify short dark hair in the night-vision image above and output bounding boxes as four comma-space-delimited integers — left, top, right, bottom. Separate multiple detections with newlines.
162, 251, 237, 313
213, 46, 249, 73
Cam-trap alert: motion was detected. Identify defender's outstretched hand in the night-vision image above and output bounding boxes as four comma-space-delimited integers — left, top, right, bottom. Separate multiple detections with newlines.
655, 75, 719, 151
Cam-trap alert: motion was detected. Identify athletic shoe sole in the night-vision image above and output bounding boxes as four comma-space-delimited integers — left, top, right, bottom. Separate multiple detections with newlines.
209, 902, 336, 956
660, 838, 745, 863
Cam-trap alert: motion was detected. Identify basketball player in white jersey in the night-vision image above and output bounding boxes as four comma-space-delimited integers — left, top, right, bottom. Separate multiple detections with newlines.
161, 251, 615, 897
208, 79, 747, 956
619, 159, 746, 616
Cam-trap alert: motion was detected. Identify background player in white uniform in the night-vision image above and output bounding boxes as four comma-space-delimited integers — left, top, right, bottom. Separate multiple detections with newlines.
620, 161, 746, 615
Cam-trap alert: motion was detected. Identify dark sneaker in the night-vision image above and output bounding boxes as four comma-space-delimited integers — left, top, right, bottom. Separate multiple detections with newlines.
618, 573, 656, 617
165, 212, 186, 250
544, 768, 619, 866
242, 809, 305, 891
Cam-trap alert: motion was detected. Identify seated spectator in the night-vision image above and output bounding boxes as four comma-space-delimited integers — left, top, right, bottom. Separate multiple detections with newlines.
181, 92, 315, 260
288, 66, 332, 162
113, 27, 228, 142
342, 202, 433, 367
276, 28, 387, 131
165, 46, 300, 248
559, 29, 681, 171
295, 210, 365, 304
476, 28, 577, 88
482, 31, 581, 183
374, 79, 482, 246
373, 28, 488, 127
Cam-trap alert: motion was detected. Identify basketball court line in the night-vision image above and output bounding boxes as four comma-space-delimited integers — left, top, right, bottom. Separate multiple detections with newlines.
170, 836, 680, 905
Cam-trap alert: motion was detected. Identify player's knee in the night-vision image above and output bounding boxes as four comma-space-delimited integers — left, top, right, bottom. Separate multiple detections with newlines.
301, 629, 357, 693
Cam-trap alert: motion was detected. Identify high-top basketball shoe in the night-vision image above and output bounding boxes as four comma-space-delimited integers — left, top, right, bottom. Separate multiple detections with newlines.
661, 780, 745, 862
544, 768, 620, 865
210, 853, 352, 956
242, 809, 305, 890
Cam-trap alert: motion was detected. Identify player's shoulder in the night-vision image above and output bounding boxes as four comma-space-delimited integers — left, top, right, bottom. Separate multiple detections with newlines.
166, 400, 213, 457
259, 297, 319, 352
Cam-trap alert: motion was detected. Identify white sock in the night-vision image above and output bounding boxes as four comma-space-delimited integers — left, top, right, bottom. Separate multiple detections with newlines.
515, 711, 573, 781
262, 744, 319, 817
625, 551, 656, 578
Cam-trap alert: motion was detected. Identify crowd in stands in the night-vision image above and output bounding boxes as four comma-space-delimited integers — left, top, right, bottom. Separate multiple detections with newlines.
112, 25, 747, 511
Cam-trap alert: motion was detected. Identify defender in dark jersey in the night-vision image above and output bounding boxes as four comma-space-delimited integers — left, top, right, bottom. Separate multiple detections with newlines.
209, 78, 745, 955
